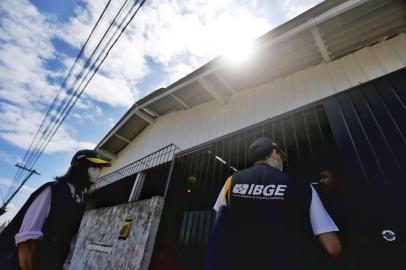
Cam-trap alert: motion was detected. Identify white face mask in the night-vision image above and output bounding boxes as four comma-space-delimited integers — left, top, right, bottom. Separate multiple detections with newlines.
88, 166, 101, 183
275, 155, 283, 171
268, 150, 284, 171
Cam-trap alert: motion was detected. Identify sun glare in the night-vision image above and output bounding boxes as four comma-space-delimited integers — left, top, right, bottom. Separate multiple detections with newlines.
213, 16, 265, 64
223, 39, 254, 63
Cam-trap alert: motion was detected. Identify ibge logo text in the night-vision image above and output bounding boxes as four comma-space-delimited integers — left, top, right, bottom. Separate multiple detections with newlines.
232, 184, 287, 200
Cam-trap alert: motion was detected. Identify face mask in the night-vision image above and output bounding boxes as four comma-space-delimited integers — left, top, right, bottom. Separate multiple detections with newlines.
275, 156, 283, 171
88, 166, 101, 183
270, 150, 283, 171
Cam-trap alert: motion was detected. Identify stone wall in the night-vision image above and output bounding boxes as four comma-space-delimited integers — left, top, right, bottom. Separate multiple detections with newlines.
69, 196, 164, 270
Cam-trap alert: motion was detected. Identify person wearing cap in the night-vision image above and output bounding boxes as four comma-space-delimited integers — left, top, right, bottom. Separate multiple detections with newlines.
205, 137, 341, 270
0, 149, 110, 270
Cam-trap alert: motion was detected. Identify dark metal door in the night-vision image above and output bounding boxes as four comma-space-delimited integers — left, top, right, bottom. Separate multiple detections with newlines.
323, 68, 406, 269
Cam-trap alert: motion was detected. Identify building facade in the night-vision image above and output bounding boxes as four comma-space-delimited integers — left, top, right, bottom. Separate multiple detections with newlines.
70, 0, 406, 269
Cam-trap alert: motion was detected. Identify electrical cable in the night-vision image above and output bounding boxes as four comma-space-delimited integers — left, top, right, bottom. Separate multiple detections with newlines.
21, 0, 137, 174
20, 0, 133, 175
26, 0, 146, 172
4, 0, 146, 207
5, 0, 114, 199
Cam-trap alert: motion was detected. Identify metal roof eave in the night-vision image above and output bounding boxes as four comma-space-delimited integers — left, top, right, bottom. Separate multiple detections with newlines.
96, 0, 406, 156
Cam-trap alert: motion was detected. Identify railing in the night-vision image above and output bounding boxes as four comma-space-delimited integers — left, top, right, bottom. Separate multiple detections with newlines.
95, 144, 181, 189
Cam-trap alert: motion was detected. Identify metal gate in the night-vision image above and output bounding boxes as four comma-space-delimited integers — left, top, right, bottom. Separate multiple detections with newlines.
155, 104, 341, 269
324, 69, 406, 187
153, 68, 406, 270
323, 68, 406, 269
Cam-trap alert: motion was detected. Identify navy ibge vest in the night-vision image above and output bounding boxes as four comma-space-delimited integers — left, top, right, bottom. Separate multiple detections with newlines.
0, 181, 85, 270
205, 163, 314, 270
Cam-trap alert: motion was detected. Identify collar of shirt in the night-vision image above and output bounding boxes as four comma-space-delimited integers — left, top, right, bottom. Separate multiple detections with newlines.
67, 182, 84, 203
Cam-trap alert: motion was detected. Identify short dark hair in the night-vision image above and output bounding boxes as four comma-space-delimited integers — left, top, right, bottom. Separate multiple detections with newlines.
248, 137, 277, 163
319, 160, 341, 177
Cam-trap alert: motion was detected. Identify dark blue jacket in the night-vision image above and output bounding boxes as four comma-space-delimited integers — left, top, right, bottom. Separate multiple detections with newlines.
0, 181, 85, 270
205, 163, 315, 270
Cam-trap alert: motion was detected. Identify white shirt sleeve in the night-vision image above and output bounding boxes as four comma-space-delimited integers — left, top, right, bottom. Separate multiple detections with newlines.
309, 185, 339, 236
15, 186, 52, 245
213, 182, 227, 212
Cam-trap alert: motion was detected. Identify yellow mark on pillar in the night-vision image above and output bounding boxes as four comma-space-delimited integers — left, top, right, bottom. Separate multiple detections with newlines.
118, 216, 133, 240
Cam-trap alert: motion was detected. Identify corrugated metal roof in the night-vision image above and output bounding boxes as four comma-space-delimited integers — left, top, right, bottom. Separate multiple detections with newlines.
97, 0, 406, 156
321, 0, 406, 59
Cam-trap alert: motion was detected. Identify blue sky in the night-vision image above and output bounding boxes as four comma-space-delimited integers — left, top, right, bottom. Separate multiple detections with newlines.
0, 0, 322, 224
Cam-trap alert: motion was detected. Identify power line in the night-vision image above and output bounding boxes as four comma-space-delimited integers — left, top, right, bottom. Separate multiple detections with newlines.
21, 0, 142, 175
3, 0, 147, 210
5, 0, 115, 200
19, 0, 132, 176
19, 0, 113, 173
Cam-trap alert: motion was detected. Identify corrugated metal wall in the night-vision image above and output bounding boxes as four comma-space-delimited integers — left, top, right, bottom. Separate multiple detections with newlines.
324, 68, 406, 186
104, 33, 406, 175
320, 68, 406, 270
154, 67, 406, 270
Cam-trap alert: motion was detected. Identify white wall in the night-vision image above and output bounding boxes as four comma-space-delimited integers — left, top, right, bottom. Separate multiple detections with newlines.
103, 33, 406, 175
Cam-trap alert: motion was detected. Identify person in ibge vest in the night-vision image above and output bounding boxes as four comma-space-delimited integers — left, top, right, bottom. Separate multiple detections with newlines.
0, 149, 110, 270
205, 137, 341, 270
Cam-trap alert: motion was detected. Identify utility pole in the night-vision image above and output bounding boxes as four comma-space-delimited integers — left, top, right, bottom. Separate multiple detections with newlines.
0, 164, 40, 216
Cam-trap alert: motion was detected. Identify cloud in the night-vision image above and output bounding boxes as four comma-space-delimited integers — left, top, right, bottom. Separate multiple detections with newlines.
0, 151, 22, 165
54, 0, 144, 104
0, 0, 143, 112
134, 0, 271, 83
57, 0, 272, 90
0, 177, 35, 194
0, 0, 106, 154
283, 0, 322, 19
0, 102, 95, 154
0, 0, 321, 156
84, 73, 139, 107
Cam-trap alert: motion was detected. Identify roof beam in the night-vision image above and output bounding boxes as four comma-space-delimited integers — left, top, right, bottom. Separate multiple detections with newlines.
113, 133, 132, 144
96, 0, 368, 150
142, 107, 160, 117
198, 77, 227, 105
310, 26, 331, 62
97, 149, 116, 160
170, 93, 190, 109
134, 0, 367, 112
215, 74, 236, 94
134, 110, 155, 124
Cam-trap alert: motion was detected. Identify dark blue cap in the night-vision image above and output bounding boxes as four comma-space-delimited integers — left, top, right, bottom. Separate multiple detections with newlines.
71, 149, 111, 167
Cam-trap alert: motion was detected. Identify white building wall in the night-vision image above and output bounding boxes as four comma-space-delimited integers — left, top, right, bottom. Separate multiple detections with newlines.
104, 33, 406, 174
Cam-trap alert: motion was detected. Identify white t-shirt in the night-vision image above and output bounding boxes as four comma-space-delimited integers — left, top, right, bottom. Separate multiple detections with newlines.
213, 181, 338, 236
14, 183, 83, 245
